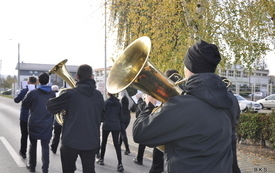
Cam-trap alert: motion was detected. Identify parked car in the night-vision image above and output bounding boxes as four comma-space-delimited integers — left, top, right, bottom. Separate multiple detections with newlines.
248, 92, 263, 98
256, 94, 275, 110
234, 94, 262, 113
1, 89, 12, 95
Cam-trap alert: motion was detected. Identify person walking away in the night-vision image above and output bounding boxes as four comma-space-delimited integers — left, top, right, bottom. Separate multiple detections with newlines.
47, 64, 105, 173
22, 73, 56, 173
14, 76, 37, 159
118, 89, 135, 155
133, 40, 236, 173
49, 85, 62, 154
133, 92, 146, 165
97, 92, 124, 172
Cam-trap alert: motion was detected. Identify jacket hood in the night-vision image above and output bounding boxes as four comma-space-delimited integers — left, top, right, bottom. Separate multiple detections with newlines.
183, 73, 232, 109
106, 96, 120, 106
75, 79, 96, 96
37, 85, 52, 93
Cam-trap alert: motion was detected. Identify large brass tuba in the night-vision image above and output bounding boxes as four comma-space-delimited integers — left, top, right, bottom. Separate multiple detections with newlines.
107, 36, 184, 152
107, 36, 183, 102
49, 59, 76, 125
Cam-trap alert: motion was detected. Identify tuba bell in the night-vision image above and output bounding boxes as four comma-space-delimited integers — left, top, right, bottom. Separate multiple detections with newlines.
106, 36, 183, 102
49, 59, 76, 125
107, 36, 184, 152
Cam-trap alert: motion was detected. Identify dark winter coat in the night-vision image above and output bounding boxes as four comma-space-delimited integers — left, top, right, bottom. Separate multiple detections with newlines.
22, 85, 56, 140
120, 96, 135, 125
102, 96, 122, 131
135, 97, 146, 118
14, 87, 30, 122
47, 79, 105, 150
133, 73, 236, 173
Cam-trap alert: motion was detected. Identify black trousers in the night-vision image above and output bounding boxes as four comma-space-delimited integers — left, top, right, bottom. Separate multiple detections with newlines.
50, 125, 62, 153
20, 120, 28, 155
149, 147, 164, 173
136, 144, 146, 162
100, 130, 122, 165
119, 122, 130, 151
60, 145, 96, 173
28, 136, 50, 173
232, 135, 241, 173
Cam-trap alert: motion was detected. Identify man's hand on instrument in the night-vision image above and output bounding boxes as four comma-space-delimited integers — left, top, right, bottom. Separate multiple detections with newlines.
144, 94, 157, 106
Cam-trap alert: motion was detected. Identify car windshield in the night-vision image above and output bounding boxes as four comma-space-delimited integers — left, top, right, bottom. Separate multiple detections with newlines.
235, 95, 246, 101
266, 95, 275, 100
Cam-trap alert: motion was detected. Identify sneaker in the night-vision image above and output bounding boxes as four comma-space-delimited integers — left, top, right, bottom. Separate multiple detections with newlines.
133, 157, 143, 165
124, 150, 130, 155
117, 164, 124, 172
96, 153, 100, 159
26, 164, 35, 172
19, 151, 26, 159
97, 158, 104, 165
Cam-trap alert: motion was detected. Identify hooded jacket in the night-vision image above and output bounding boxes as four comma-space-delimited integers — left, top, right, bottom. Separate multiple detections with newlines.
133, 73, 237, 173
22, 85, 56, 140
102, 95, 122, 131
47, 79, 105, 150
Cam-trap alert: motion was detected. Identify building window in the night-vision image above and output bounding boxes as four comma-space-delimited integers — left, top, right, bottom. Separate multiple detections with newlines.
262, 74, 267, 76
262, 84, 267, 87
228, 70, 234, 77
236, 71, 241, 77
243, 72, 248, 78
256, 73, 261, 76
221, 70, 226, 76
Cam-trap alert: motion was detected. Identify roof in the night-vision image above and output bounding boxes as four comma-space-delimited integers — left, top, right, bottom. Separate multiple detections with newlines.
16, 62, 78, 72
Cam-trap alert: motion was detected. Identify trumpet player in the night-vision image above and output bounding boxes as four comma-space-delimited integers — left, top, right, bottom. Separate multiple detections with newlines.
133, 40, 240, 173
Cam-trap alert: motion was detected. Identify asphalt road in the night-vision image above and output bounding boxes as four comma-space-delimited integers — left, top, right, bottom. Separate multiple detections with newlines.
0, 96, 152, 173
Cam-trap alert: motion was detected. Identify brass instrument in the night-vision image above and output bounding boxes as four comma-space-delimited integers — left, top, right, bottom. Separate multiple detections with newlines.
107, 36, 183, 102
49, 59, 76, 125
106, 36, 184, 152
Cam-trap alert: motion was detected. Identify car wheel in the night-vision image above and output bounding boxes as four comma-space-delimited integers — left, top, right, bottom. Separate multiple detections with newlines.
243, 107, 248, 113
260, 103, 264, 109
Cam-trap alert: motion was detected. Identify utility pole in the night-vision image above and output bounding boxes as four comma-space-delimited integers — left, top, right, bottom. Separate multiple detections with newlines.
104, 0, 107, 100
17, 43, 20, 90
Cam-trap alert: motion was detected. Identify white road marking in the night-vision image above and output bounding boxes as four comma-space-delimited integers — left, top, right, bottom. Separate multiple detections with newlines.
0, 136, 25, 167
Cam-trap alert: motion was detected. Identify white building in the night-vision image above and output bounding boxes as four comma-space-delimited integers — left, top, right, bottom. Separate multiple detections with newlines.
217, 66, 271, 95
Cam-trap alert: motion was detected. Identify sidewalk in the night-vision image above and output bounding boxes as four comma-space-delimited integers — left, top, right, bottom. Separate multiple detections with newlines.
125, 113, 275, 172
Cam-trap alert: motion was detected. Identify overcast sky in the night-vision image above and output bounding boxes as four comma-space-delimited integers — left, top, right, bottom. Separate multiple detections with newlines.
0, 0, 274, 76
0, 0, 119, 76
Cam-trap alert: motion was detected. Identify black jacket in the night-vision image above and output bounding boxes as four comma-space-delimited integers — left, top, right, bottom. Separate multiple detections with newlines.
135, 97, 146, 118
133, 73, 236, 173
102, 95, 122, 131
47, 79, 105, 150
22, 85, 56, 140
120, 96, 134, 124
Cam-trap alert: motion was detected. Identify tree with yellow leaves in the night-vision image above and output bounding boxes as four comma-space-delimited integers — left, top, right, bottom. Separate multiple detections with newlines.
108, 0, 274, 74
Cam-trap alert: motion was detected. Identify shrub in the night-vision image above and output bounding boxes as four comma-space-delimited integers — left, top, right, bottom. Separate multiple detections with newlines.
236, 112, 275, 149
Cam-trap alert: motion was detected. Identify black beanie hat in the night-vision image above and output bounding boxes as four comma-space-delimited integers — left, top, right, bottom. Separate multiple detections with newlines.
184, 40, 221, 73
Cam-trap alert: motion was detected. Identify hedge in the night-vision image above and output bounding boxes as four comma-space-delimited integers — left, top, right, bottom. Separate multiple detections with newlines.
236, 112, 275, 149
